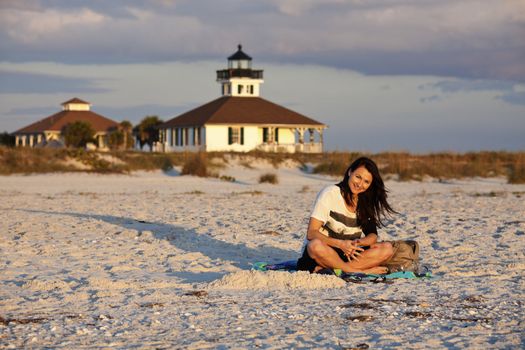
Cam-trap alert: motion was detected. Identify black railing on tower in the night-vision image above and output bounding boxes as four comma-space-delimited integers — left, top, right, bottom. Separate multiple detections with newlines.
216, 69, 263, 80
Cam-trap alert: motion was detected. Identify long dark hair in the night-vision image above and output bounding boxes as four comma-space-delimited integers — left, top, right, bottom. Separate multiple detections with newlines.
336, 157, 396, 227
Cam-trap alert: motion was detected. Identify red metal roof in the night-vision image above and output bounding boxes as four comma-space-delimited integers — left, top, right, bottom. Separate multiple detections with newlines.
61, 97, 90, 105
14, 110, 119, 134
160, 96, 326, 128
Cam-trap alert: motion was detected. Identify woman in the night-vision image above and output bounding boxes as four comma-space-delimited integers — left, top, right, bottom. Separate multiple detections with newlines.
297, 157, 395, 274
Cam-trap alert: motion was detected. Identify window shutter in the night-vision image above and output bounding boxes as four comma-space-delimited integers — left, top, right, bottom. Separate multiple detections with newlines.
240, 127, 244, 145
228, 127, 233, 145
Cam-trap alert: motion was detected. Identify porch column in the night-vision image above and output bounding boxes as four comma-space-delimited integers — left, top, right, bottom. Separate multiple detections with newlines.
37, 134, 43, 144
15, 135, 20, 147
196, 127, 201, 146
297, 128, 305, 144
22, 135, 27, 146
308, 128, 315, 143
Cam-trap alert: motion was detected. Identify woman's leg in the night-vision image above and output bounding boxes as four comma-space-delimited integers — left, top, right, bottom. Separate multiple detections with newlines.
307, 239, 392, 274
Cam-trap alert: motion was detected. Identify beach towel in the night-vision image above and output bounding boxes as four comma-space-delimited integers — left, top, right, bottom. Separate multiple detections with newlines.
251, 260, 432, 283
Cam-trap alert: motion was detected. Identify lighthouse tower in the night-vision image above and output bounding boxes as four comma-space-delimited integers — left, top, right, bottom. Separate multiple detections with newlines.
216, 45, 264, 97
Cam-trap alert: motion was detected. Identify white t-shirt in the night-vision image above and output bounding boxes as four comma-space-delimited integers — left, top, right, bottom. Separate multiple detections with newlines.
310, 185, 364, 240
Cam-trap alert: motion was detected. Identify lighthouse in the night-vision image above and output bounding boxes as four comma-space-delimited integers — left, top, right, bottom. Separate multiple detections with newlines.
158, 45, 326, 153
216, 44, 264, 97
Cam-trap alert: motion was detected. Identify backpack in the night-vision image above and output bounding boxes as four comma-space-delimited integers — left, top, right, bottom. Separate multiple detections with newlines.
383, 240, 420, 273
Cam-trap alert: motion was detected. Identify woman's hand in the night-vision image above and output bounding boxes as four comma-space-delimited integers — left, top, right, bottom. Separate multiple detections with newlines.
339, 240, 364, 260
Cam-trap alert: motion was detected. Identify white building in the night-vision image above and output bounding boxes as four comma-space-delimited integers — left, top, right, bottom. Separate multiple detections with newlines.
155, 45, 327, 153
12, 98, 119, 150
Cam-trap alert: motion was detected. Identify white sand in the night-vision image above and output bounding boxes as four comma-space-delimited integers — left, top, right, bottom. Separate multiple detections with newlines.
1, 161, 524, 349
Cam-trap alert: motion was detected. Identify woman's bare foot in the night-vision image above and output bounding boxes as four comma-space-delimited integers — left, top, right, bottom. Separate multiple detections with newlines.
362, 266, 388, 274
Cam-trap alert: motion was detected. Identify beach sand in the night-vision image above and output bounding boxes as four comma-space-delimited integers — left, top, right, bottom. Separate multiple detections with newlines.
1, 161, 524, 349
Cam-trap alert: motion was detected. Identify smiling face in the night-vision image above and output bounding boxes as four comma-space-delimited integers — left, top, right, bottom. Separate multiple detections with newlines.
348, 166, 373, 195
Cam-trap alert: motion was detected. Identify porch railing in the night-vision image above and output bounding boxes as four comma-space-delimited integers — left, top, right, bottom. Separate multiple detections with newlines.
256, 142, 323, 153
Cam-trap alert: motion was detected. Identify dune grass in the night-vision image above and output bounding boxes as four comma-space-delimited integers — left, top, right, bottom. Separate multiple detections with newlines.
259, 173, 278, 184
1, 146, 524, 183
312, 151, 525, 183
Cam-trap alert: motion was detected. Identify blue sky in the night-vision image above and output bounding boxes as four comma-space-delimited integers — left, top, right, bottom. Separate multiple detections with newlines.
0, 0, 524, 152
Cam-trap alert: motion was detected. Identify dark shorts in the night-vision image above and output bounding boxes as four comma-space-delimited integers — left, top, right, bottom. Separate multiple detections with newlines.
296, 245, 349, 273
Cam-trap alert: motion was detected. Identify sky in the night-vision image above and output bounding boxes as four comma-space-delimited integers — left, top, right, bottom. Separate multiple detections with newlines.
0, 0, 524, 153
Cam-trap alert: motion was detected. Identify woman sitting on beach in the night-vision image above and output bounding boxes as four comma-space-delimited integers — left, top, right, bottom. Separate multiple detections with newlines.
297, 157, 395, 274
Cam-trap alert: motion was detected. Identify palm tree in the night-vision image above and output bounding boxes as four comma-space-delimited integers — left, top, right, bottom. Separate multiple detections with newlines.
134, 116, 163, 151
120, 120, 133, 150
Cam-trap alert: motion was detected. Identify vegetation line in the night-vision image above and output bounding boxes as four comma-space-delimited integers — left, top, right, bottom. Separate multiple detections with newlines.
0, 147, 523, 184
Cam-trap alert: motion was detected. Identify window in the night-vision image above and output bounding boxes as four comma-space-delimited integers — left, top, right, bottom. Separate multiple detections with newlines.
237, 84, 243, 94
228, 127, 244, 145
275, 128, 279, 143
250, 85, 254, 94
263, 128, 269, 143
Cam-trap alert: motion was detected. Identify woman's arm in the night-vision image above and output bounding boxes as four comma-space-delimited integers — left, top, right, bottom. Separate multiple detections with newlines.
354, 233, 378, 247
307, 217, 363, 258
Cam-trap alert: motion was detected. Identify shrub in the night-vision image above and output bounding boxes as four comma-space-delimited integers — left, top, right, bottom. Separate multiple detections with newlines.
259, 173, 278, 184
220, 175, 236, 182
107, 130, 125, 150
508, 163, 525, 184
181, 153, 208, 177
0, 147, 72, 174
313, 152, 363, 176
114, 151, 184, 171
0, 132, 15, 147
61, 121, 95, 148
160, 156, 173, 172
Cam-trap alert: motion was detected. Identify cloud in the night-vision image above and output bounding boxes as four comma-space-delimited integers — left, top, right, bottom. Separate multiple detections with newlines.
6, 105, 57, 117
423, 80, 515, 93
419, 95, 441, 104
0, 6, 107, 43
0, 0, 524, 81
268, 0, 344, 16
0, 0, 41, 11
419, 79, 525, 106
497, 91, 525, 106
0, 71, 109, 94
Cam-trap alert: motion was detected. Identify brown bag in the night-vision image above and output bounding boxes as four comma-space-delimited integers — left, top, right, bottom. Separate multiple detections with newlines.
383, 240, 420, 273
